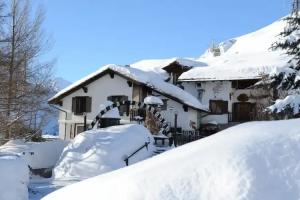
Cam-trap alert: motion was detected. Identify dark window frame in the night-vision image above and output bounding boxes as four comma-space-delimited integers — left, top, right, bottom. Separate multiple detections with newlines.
72, 96, 92, 115
209, 100, 228, 114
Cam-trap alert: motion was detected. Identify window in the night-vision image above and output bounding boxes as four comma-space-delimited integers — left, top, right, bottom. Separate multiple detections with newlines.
72, 96, 92, 115
107, 95, 129, 116
210, 100, 228, 114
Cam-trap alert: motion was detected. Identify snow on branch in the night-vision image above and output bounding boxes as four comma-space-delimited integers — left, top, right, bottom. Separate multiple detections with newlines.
267, 94, 300, 115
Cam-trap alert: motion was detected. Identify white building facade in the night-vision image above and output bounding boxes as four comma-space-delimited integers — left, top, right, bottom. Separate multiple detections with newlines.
49, 64, 208, 140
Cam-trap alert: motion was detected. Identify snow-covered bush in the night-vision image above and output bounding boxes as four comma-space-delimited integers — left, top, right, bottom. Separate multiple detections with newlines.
44, 119, 300, 200
0, 155, 29, 200
54, 124, 155, 180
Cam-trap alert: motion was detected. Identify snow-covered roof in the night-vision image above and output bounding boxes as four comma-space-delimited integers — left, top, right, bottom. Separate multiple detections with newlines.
49, 64, 208, 111
131, 57, 206, 79
179, 17, 291, 81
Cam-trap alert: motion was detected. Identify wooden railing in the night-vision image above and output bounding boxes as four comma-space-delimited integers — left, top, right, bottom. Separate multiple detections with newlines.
176, 130, 206, 146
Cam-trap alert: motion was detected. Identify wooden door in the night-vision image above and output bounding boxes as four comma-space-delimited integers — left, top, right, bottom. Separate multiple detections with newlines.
233, 102, 255, 122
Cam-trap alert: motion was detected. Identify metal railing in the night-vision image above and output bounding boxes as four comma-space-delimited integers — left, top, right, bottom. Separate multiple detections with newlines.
124, 140, 151, 166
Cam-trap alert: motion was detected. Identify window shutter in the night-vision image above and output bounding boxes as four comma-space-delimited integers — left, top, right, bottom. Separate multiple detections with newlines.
72, 97, 76, 112
86, 97, 92, 113
223, 101, 228, 113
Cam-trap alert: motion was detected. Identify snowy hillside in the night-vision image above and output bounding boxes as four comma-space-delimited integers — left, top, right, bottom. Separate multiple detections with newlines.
43, 119, 300, 200
180, 17, 291, 81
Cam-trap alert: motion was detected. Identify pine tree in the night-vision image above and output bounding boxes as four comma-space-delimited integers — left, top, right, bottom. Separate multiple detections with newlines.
266, 0, 300, 117
271, 0, 300, 90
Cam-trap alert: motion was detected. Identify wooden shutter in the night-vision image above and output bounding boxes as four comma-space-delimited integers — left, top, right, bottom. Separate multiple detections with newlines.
72, 97, 76, 112
222, 101, 228, 113
86, 97, 92, 112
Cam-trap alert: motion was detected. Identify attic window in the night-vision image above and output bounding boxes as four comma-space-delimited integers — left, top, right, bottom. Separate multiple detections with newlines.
72, 96, 92, 115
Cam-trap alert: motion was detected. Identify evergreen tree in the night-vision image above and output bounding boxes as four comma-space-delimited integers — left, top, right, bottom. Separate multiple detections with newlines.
271, 0, 300, 91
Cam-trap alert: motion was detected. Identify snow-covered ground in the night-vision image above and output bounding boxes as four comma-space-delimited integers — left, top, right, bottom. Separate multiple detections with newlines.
0, 140, 68, 200
43, 119, 300, 200
54, 124, 155, 180
0, 155, 29, 200
0, 124, 156, 200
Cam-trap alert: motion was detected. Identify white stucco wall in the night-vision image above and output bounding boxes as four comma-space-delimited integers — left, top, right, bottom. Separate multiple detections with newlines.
57, 73, 200, 139
160, 98, 198, 130
182, 80, 265, 125
58, 73, 133, 139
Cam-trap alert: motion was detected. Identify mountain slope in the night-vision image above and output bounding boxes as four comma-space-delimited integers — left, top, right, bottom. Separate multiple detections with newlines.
180, 17, 291, 81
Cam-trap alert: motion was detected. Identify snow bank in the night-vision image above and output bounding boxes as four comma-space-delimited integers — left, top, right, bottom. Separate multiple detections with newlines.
268, 94, 300, 115
54, 124, 155, 180
0, 155, 29, 200
144, 95, 163, 105
44, 119, 300, 200
0, 139, 68, 169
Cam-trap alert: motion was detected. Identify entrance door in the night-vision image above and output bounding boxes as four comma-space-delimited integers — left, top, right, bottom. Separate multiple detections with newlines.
233, 102, 255, 122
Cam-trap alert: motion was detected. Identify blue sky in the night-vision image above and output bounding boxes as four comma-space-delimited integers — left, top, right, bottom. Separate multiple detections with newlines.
38, 0, 291, 82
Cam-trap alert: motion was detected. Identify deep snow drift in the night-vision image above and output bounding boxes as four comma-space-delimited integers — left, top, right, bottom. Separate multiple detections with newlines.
44, 119, 300, 200
0, 155, 29, 200
0, 139, 68, 169
54, 124, 155, 180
